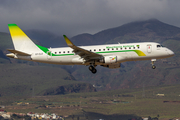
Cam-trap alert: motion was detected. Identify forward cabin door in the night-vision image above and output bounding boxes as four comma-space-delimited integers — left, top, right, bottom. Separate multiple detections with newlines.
147, 44, 152, 53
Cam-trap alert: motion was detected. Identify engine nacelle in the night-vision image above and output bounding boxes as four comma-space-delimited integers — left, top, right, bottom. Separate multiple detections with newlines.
101, 63, 121, 69
100, 56, 117, 64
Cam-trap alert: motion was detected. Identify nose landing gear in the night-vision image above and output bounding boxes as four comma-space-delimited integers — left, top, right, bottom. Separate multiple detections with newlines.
151, 59, 156, 69
152, 65, 156, 69
89, 65, 97, 74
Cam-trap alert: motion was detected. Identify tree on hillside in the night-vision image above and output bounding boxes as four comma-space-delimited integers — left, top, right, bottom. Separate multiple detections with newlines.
148, 116, 152, 120
0, 116, 4, 120
153, 117, 158, 120
71, 115, 74, 120
77, 116, 79, 120
137, 117, 143, 120
24, 115, 31, 120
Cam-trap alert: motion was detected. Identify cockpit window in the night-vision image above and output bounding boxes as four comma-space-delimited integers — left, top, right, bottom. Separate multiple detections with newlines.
157, 45, 161, 48
157, 44, 164, 48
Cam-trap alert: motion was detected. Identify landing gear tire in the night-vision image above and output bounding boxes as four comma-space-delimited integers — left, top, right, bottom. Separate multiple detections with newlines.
151, 59, 156, 69
89, 66, 94, 71
89, 65, 97, 74
91, 68, 97, 74
152, 65, 156, 69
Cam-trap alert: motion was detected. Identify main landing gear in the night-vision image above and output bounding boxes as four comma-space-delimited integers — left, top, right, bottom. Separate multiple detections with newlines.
151, 59, 156, 69
89, 65, 97, 74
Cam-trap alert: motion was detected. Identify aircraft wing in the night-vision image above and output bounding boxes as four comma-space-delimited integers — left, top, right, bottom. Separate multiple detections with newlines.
63, 35, 102, 60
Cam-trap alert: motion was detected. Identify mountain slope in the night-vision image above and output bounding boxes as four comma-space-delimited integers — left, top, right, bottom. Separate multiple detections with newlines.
71, 19, 180, 45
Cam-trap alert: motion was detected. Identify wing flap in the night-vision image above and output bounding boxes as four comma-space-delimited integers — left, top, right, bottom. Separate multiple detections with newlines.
7, 49, 31, 56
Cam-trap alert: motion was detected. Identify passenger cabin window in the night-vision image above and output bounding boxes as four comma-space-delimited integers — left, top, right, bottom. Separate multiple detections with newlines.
99, 49, 101, 51
94, 49, 96, 51
63, 51, 65, 53
68, 51, 69, 53
107, 49, 109, 51
112, 48, 114, 50
116, 48, 118, 50
103, 49, 105, 51
59, 52, 61, 54
55, 52, 57, 54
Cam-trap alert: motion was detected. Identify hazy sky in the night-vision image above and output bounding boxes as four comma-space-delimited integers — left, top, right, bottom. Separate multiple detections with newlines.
1, 0, 180, 37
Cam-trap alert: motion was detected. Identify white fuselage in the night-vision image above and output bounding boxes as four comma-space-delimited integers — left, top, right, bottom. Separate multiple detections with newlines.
7, 24, 174, 73
18, 42, 174, 66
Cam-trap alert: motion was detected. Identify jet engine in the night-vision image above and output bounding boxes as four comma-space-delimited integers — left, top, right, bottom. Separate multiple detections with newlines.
100, 56, 117, 64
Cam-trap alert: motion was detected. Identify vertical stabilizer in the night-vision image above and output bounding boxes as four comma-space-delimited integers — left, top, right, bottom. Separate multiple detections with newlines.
8, 24, 41, 54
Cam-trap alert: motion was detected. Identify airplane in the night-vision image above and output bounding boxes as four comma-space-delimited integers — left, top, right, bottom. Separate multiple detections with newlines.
6, 24, 174, 74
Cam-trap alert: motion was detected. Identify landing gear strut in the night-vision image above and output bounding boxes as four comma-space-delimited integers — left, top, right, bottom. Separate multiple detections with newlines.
89, 65, 97, 74
151, 59, 156, 69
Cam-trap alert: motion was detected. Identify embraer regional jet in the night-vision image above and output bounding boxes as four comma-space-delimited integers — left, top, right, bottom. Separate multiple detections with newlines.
6, 24, 174, 74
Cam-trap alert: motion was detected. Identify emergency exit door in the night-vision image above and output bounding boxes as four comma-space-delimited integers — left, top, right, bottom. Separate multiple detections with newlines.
147, 44, 152, 53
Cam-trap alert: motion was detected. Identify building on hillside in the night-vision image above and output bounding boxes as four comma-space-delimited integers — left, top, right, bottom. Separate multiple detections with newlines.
0, 110, 4, 114
0, 106, 5, 109
1, 114, 10, 119
156, 94, 165, 97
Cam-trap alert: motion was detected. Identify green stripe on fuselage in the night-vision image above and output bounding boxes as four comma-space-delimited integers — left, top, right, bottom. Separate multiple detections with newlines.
36, 45, 74, 56
36, 45, 146, 57
97, 50, 146, 56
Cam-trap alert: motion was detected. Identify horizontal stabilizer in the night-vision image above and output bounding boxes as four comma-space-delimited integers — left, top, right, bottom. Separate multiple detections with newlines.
7, 49, 31, 56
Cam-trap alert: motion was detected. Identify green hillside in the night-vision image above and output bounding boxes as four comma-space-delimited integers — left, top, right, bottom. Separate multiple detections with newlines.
0, 64, 95, 97
5, 84, 180, 119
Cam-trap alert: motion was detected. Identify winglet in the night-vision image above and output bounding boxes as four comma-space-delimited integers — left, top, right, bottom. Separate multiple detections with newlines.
63, 35, 74, 47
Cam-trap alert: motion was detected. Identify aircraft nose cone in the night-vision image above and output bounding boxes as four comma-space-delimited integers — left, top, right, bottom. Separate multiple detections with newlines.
168, 50, 174, 56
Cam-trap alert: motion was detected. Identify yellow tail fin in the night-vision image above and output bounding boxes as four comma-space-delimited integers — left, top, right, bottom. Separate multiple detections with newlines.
8, 24, 41, 54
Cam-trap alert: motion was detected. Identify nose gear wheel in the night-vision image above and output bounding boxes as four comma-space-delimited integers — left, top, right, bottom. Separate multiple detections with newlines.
152, 65, 156, 69
151, 59, 156, 69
